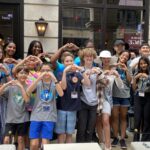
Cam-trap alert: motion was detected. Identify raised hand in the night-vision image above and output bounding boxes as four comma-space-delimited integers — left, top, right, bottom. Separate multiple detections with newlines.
64, 65, 72, 73
71, 64, 82, 72
3, 58, 18, 64
0, 64, 8, 72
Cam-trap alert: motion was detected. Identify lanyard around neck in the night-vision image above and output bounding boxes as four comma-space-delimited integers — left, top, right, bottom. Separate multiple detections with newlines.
42, 80, 52, 93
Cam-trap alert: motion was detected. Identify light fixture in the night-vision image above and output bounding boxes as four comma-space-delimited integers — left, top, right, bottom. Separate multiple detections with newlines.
35, 17, 48, 36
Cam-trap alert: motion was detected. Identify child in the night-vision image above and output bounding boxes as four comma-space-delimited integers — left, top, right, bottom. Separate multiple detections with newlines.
132, 56, 150, 141
26, 63, 63, 150
55, 51, 90, 143
0, 66, 30, 150
111, 51, 131, 149
0, 46, 12, 143
3, 41, 18, 77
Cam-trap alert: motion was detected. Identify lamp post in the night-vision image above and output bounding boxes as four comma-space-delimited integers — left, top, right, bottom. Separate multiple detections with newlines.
35, 17, 48, 36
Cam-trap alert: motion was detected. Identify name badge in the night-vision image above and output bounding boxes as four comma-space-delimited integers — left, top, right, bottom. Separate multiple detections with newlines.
71, 91, 78, 99
139, 91, 145, 97
42, 105, 50, 112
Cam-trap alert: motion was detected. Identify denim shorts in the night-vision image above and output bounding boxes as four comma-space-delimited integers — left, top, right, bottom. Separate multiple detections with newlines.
113, 97, 130, 107
29, 121, 55, 139
55, 110, 77, 134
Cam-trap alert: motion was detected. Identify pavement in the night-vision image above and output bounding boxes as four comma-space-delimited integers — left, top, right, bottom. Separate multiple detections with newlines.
52, 130, 134, 150
111, 131, 133, 150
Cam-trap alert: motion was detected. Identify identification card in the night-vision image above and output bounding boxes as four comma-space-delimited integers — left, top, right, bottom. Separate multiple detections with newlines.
42, 105, 50, 112
71, 91, 78, 99
139, 91, 145, 97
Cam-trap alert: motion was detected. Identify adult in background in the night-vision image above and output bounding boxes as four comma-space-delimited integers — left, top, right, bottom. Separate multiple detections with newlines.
111, 40, 125, 64
129, 43, 150, 71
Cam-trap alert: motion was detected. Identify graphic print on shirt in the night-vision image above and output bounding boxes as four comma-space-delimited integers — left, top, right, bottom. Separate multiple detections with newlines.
40, 89, 53, 102
13, 91, 24, 106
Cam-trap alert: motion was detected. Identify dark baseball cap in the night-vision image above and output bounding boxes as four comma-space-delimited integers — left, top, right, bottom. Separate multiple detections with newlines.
114, 40, 125, 46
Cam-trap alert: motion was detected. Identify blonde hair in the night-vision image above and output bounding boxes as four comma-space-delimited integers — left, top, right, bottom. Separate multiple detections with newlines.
61, 51, 74, 63
79, 48, 97, 65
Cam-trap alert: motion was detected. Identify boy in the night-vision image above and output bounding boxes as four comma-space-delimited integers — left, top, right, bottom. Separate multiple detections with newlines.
26, 63, 63, 150
0, 66, 30, 150
55, 52, 90, 143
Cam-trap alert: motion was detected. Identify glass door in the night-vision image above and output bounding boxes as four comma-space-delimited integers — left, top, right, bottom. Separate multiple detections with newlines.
0, 3, 23, 58
62, 6, 104, 53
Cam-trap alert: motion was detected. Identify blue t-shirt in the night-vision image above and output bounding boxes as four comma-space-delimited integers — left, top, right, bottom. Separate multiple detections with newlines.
57, 71, 83, 111
54, 57, 80, 79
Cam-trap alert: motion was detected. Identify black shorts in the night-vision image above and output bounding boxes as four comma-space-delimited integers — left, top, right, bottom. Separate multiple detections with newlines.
4, 122, 29, 136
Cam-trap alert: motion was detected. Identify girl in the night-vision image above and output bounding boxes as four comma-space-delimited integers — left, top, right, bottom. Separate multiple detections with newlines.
132, 56, 150, 141
55, 52, 90, 143
26, 63, 63, 150
111, 50, 131, 149
27, 40, 51, 63
3, 41, 18, 76
97, 50, 123, 150
27, 40, 43, 56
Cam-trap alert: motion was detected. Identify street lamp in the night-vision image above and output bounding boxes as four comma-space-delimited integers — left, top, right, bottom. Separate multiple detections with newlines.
35, 17, 48, 36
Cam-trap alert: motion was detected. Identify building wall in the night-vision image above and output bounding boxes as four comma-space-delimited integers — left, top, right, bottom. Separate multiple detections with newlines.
24, 0, 59, 55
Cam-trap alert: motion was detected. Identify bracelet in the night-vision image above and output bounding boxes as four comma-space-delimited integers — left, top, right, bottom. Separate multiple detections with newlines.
55, 81, 59, 84
81, 70, 85, 74
5, 73, 10, 77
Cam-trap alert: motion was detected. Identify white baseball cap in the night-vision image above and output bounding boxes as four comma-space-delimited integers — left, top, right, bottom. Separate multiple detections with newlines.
99, 50, 111, 58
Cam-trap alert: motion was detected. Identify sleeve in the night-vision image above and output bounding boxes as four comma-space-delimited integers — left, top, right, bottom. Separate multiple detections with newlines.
114, 76, 124, 89
54, 61, 65, 80
2, 86, 10, 99
74, 57, 80, 66
77, 72, 83, 82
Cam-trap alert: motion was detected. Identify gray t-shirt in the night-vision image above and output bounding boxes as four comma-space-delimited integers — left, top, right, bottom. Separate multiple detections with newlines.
103, 74, 123, 106
4, 85, 29, 123
80, 73, 98, 106
30, 81, 57, 122
112, 67, 132, 98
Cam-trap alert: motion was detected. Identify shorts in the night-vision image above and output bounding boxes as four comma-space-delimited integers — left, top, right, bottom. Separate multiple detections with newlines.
55, 110, 77, 134
113, 97, 130, 107
5, 122, 29, 136
102, 101, 111, 115
29, 121, 55, 140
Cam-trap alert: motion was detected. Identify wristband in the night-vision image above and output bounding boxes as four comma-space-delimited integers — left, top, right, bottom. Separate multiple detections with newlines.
55, 81, 59, 84
5, 73, 10, 77
81, 70, 85, 74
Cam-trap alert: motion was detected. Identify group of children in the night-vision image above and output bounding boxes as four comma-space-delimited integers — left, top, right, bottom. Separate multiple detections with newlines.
0, 40, 150, 150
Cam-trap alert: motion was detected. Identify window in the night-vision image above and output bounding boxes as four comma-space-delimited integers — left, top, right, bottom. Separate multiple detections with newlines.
62, 0, 103, 4
107, 0, 143, 6
63, 8, 90, 29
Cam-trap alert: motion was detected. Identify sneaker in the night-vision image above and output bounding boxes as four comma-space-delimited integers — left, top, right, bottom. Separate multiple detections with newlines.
111, 137, 119, 147
104, 146, 112, 150
120, 139, 127, 149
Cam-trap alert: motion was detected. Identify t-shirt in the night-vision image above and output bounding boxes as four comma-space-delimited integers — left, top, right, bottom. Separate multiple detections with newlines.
103, 74, 124, 106
30, 81, 57, 122
57, 71, 83, 111
54, 57, 80, 79
112, 67, 132, 98
4, 85, 29, 123
26, 71, 40, 111
136, 76, 150, 93
80, 72, 98, 106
